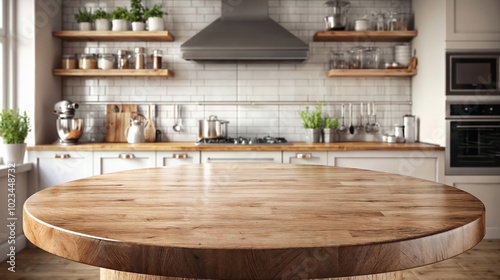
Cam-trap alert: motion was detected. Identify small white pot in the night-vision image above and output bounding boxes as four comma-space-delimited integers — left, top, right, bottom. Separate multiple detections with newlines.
112, 19, 128, 31
1, 143, 27, 165
95, 18, 110, 31
78, 22, 92, 31
132, 22, 146, 31
147, 17, 164, 31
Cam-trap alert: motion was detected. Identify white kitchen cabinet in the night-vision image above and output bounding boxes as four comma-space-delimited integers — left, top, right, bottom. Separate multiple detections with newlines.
446, 176, 500, 239
328, 151, 445, 183
28, 151, 93, 191
156, 151, 201, 167
283, 151, 328, 165
201, 151, 282, 163
446, 0, 500, 49
93, 151, 156, 175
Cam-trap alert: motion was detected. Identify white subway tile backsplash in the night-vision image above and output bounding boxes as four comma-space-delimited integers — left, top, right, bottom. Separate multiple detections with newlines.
62, 0, 412, 142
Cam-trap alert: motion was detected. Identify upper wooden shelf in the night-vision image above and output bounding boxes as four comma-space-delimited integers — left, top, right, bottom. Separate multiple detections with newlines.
327, 69, 417, 78
53, 69, 174, 78
52, 31, 175, 42
314, 31, 418, 42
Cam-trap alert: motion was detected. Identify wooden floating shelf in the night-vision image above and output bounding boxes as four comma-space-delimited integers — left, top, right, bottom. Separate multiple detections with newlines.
314, 31, 418, 42
327, 69, 417, 78
52, 31, 175, 42
53, 69, 174, 78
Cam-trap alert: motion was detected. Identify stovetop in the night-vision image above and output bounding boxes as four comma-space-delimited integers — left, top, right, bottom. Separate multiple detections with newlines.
196, 136, 291, 145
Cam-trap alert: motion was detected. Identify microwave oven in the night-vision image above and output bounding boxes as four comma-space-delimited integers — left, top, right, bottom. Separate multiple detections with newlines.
446, 51, 500, 96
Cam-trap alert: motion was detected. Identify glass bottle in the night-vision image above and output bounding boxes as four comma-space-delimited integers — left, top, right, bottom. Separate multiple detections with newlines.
134, 47, 145, 70
152, 49, 163, 70
376, 13, 385, 31
388, 12, 399, 31
117, 50, 130, 69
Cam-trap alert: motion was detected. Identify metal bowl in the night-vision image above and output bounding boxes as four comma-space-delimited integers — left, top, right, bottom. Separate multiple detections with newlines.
56, 118, 84, 144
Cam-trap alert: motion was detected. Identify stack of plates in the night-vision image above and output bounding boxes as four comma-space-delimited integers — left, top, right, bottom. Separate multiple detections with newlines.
395, 44, 411, 66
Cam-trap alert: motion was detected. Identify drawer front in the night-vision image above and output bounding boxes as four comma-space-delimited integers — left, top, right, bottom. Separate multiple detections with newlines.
94, 151, 156, 175
201, 151, 282, 163
283, 151, 328, 165
157, 151, 201, 167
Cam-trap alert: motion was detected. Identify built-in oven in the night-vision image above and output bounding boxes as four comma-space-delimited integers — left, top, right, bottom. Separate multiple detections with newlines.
446, 97, 500, 175
446, 51, 500, 96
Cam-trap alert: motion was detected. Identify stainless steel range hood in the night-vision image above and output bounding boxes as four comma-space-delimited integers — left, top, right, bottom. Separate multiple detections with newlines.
181, 0, 309, 61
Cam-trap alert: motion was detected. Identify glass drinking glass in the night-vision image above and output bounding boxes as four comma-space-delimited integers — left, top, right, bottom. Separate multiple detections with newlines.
330, 51, 348, 69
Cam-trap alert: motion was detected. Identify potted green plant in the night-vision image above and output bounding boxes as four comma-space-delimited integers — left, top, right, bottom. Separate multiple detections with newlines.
74, 8, 94, 31
94, 8, 111, 31
130, 0, 146, 31
111, 7, 130, 31
299, 103, 324, 143
323, 114, 339, 143
145, 4, 166, 31
0, 109, 31, 164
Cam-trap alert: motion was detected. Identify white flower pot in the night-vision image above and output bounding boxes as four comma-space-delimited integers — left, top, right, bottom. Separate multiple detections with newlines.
147, 17, 164, 31
132, 22, 146, 31
112, 19, 128, 31
1, 143, 27, 164
78, 22, 92, 31
304, 129, 322, 143
95, 18, 110, 31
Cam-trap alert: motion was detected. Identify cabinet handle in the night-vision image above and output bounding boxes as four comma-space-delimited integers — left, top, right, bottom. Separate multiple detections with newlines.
296, 153, 312, 159
55, 154, 71, 159
119, 153, 136, 159
173, 153, 188, 159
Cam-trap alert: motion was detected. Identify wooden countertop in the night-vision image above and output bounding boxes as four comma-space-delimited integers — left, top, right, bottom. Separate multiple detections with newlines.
24, 163, 484, 280
27, 142, 444, 151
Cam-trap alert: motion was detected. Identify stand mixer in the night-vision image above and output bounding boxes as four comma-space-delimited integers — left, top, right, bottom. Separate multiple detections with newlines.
53, 100, 84, 145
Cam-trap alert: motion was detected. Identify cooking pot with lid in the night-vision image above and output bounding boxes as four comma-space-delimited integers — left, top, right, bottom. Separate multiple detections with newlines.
199, 115, 229, 139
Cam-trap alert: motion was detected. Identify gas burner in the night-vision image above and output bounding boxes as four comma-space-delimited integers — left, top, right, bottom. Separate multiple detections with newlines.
195, 136, 291, 145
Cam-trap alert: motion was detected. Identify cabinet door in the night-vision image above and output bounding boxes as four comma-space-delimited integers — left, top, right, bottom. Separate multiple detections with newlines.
328, 151, 445, 183
29, 151, 93, 191
93, 151, 156, 175
201, 151, 282, 163
283, 151, 328, 165
446, 0, 500, 48
156, 151, 201, 167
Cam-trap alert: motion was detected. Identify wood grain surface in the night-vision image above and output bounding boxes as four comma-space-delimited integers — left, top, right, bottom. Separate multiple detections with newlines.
313, 31, 418, 42
52, 31, 175, 42
105, 104, 138, 143
326, 69, 417, 78
23, 163, 484, 280
53, 69, 174, 78
27, 142, 445, 152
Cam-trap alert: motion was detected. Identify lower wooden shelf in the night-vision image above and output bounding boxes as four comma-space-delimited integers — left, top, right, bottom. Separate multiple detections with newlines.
53, 69, 174, 78
327, 69, 417, 78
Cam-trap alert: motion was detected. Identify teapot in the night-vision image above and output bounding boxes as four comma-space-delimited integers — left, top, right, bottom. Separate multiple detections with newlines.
125, 115, 147, 144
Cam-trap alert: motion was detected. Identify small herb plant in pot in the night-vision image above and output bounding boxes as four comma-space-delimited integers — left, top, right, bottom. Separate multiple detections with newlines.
323, 114, 339, 143
94, 8, 111, 31
111, 7, 130, 31
130, 0, 146, 31
299, 103, 324, 143
74, 8, 94, 31
145, 4, 166, 31
0, 109, 31, 164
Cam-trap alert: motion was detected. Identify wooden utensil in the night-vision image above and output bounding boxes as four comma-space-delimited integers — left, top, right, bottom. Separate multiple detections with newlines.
106, 104, 138, 143
144, 105, 156, 142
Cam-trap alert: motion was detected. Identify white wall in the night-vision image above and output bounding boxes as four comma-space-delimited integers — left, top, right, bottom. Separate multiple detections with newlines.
411, 0, 446, 146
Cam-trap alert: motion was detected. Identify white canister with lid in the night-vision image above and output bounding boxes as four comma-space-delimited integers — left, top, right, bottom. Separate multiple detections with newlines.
354, 18, 370, 31
403, 115, 416, 143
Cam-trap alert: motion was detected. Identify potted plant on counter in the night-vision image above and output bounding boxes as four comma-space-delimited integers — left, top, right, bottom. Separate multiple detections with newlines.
94, 8, 111, 31
299, 103, 324, 143
111, 7, 130, 31
0, 109, 31, 165
145, 4, 166, 31
130, 0, 146, 31
74, 8, 94, 31
323, 114, 339, 143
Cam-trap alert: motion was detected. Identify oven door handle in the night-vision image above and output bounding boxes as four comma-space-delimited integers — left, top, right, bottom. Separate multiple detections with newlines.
456, 125, 500, 129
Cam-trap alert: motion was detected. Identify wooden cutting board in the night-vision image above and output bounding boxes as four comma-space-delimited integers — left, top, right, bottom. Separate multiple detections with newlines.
106, 104, 138, 143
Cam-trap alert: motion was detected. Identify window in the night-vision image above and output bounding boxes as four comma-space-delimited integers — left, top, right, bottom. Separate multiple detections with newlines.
0, 0, 7, 110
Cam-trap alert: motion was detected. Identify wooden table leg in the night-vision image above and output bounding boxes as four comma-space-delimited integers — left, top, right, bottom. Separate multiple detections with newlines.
101, 268, 402, 280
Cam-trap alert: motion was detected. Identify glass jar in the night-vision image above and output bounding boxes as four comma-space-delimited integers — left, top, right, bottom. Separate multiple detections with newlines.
78, 54, 97, 69
330, 51, 347, 69
363, 47, 381, 69
376, 13, 385, 31
61, 54, 77, 69
348, 47, 363, 69
398, 13, 408, 31
134, 47, 145, 70
98, 54, 116, 70
388, 12, 399, 31
117, 50, 130, 69
151, 50, 163, 70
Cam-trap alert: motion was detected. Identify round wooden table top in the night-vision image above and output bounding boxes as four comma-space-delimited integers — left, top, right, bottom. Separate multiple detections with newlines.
23, 163, 485, 280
